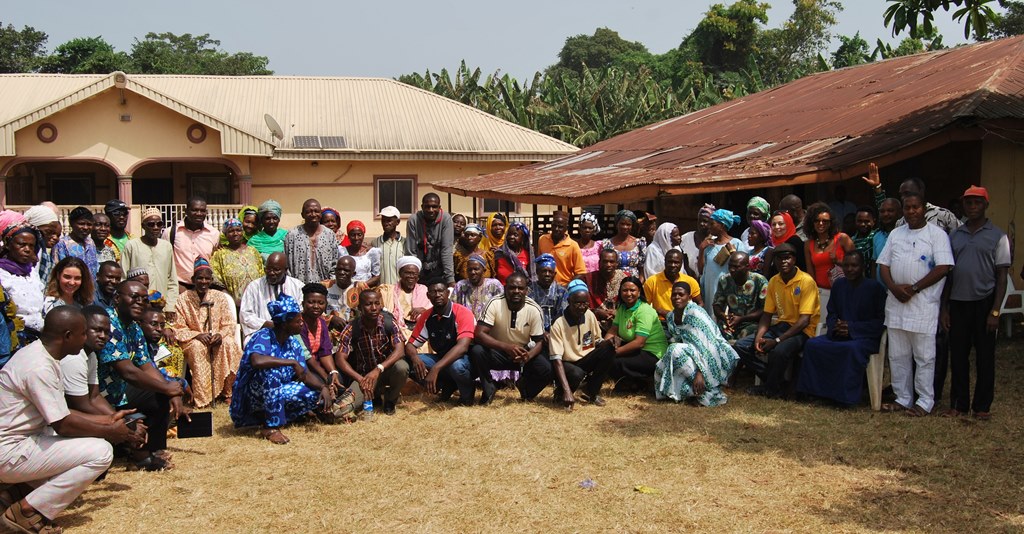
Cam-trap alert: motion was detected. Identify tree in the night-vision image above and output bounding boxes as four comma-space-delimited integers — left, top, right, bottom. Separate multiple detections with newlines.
757, 0, 843, 85
832, 32, 872, 68
991, 0, 1024, 37
0, 22, 47, 72
548, 28, 650, 77
682, 0, 771, 74
883, 0, 1000, 40
130, 32, 271, 75
40, 36, 131, 74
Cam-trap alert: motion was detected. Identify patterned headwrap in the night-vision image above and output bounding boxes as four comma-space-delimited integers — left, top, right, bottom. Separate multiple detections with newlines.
223, 217, 243, 231
396, 255, 423, 272
346, 220, 366, 233
193, 256, 212, 273
534, 253, 557, 270
750, 219, 771, 243
747, 196, 770, 217
711, 209, 741, 230
23, 206, 58, 227
320, 207, 341, 223
698, 203, 717, 220
141, 207, 162, 222
267, 294, 301, 325
567, 279, 589, 294
496, 222, 535, 280
467, 253, 487, 266
239, 205, 258, 219
579, 211, 601, 234
0, 211, 27, 232
614, 210, 637, 225
463, 223, 484, 235
258, 200, 283, 222
1, 222, 40, 255
148, 290, 166, 310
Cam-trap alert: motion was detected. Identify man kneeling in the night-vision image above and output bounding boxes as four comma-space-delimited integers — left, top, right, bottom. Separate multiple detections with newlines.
0, 307, 134, 532
550, 280, 615, 409
406, 282, 478, 406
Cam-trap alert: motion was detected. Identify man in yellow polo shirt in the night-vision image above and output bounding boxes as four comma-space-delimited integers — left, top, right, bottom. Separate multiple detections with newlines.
733, 243, 820, 399
537, 211, 587, 286
643, 249, 701, 319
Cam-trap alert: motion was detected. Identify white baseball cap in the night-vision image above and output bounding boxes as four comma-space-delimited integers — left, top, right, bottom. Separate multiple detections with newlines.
379, 206, 401, 218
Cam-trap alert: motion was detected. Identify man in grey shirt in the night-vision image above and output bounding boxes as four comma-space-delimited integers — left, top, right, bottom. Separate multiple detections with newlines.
404, 193, 454, 286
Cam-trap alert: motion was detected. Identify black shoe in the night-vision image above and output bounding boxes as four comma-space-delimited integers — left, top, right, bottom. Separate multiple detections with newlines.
383, 401, 396, 415
437, 385, 455, 402
479, 381, 496, 405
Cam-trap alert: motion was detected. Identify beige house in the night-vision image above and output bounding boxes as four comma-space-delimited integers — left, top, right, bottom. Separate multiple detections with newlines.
0, 71, 576, 235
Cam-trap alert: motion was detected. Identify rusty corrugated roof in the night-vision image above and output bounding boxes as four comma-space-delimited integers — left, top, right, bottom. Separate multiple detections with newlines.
434, 36, 1024, 206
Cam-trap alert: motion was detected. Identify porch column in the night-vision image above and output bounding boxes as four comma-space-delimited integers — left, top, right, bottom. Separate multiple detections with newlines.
117, 175, 133, 205
0, 176, 6, 208
238, 175, 253, 206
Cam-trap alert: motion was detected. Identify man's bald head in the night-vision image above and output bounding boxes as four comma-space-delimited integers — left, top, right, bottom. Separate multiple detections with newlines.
779, 194, 805, 224
41, 305, 87, 357
266, 252, 288, 284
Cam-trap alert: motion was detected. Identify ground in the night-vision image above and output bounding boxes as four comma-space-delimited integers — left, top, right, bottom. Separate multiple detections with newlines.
57, 344, 1024, 533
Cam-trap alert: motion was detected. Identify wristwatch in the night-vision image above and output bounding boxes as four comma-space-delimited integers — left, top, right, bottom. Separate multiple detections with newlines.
774, 337, 782, 344
910, 284, 920, 293
991, 310, 1001, 318
376, 363, 385, 373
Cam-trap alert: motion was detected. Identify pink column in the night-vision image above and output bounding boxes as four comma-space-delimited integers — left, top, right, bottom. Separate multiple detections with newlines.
239, 174, 252, 205
117, 175, 133, 205
0, 176, 6, 209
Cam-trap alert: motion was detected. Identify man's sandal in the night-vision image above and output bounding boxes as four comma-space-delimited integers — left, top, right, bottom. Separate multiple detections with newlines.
261, 428, 289, 445
905, 405, 929, 417
880, 402, 909, 413
974, 411, 992, 421
2, 499, 62, 533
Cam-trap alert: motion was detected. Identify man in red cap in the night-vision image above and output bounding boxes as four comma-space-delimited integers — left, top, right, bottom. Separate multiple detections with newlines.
940, 185, 1010, 420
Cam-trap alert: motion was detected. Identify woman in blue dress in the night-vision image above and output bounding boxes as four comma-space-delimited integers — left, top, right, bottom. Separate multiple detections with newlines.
230, 294, 335, 444
699, 209, 748, 316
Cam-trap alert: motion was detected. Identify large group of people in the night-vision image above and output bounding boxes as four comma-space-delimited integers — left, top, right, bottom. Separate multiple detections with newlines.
0, 163, 1012, 531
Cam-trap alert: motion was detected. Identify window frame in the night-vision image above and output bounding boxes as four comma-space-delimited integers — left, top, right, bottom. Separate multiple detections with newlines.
374, 175, 417, 218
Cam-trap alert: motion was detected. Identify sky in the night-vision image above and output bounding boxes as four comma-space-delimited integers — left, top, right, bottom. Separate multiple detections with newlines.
6, 1, 991, 80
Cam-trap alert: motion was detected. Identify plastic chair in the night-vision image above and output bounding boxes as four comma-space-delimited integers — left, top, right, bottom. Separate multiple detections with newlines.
225, 292, 242, 349
999, 277, 1024, 338
866, 330, 887, 411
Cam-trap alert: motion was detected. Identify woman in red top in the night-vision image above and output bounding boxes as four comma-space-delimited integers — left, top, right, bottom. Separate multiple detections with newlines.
491, 222, 534, 284
803, 202, 855, 289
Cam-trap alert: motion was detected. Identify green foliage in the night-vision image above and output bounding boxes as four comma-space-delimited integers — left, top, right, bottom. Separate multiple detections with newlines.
129, 32, 272, 75
832, 32, 872, 68
883, 0, 1000, 40
873, 25, 945, 58
756, 0, 842, 85
683, 0, 771, 74
40, 36, 131, 74
990, 0, 1024, 38
0, 22, 47, 73
549, 27, 650, 76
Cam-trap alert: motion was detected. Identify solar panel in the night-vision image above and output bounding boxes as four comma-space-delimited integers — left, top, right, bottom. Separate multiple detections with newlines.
292, 136, 320, 148
319, 136, 347, 149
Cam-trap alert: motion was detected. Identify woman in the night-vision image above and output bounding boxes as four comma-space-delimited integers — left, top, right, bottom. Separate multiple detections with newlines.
643, 222, 679, 279
681, 204, 714, 278
698, 209, 747, 316
22, 205, 61, 284
453, 254, 504, 319
341, 220, 381, 286
43, 256, 95, 314
172, 258, 243, 408
601, 210, 646, 279
453, 223, 492, 281
212, 218, 266, 305
766, 211, 807, 278
452, 213, 467, 241
739, 196, 771, 245
376, 256, 430, 341
247, 200, 288, 259
0, 221, 45, 351
491, 222, 534, 285
481, 212, 507, 251
576, 211, 604, 273
54, 206, 98, 278
803, 202, 855, 321
230, 294, 334, 444
746, 219, 772, 275
656, 281, 738, 406
606, 276, 668, 392
319, 206, 351, 248
239, 205, 259, 241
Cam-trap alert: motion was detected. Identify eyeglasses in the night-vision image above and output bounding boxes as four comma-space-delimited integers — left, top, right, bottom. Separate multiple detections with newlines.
143, 221, 165, 228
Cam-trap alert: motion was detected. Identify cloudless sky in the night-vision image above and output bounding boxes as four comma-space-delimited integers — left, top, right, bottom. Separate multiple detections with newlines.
6, 1, 994, 79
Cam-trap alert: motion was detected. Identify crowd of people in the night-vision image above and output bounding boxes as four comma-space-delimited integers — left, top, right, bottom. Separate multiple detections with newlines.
0, 163, 1011, 531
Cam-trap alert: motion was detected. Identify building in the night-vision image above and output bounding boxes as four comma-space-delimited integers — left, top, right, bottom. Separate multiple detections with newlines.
0, 71, 576, 234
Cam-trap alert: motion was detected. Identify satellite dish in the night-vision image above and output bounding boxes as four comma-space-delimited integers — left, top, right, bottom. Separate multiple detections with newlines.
264, 113, 284, 140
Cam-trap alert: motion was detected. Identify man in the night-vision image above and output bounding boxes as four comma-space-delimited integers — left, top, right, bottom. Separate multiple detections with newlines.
92, 212, 119, 264
284, 198, 339, 284
877, 192, 954, 416
240, 252, 305, 341
582, 247, 626, 323
94, 261, 124, 310
528, 254, 568, 333
97, 281, 188, 470
469, 272, 551, 404
163, 196, 220, 289
537, 210, 586, 285
404, 193, 454, 286
872, 198, 901, 279
779, 194, 807, 240
336, 289, 409, 415
644, 249, 702, 320
0, 307, 133, 532
104, 199, 132, 255
371, 205, 406, 286
734, 243, 820, 399
62, 306, 117, 417
326, 256, 363, 334
941, 186, 1009, 420
54, 206, 99, 278
712, 251, 768, 342
851, 206, 878, 274
406, 281, 478, 406
122, 208, 178, 317
550, 280, 615, 409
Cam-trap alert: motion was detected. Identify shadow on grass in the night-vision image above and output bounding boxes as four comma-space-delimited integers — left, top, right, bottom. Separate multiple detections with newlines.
595, 342, 1024, 532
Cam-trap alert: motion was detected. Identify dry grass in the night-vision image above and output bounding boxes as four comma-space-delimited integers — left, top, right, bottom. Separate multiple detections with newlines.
58, 343, 1024, 533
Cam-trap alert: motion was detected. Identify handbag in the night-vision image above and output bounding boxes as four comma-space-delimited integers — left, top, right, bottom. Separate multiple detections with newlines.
328, 387, 358, 423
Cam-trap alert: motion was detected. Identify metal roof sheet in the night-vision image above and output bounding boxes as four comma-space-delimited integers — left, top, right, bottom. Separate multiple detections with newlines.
434, 36, 1024, 206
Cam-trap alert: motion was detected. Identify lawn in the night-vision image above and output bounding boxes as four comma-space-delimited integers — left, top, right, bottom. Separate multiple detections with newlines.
58, 343, 1024, 533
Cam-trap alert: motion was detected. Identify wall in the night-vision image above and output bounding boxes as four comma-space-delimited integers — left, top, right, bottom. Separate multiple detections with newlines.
980, 139, 1024, 280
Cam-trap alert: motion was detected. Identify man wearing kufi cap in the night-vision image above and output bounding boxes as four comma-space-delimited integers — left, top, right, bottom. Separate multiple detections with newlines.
371, 205, 406, 286
941, 186, 1010, 420
122, 208, 178, 315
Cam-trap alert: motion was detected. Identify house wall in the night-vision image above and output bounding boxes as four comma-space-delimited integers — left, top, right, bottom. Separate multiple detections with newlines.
980, 139, 1024, 279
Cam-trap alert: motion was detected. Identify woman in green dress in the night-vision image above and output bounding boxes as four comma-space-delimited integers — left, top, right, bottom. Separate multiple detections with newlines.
247, 200, 288, 259
656, 280, 738, 406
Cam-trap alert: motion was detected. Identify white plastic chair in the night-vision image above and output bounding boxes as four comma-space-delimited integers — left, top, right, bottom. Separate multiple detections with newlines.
999, 276, 1024, 338
225, 293, 242, 349
866, 330, 887, 411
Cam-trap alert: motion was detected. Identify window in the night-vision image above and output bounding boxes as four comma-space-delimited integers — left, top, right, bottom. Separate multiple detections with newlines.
375, 176, 415, 216
481, 198, 517, 213
188, 174, 232, 204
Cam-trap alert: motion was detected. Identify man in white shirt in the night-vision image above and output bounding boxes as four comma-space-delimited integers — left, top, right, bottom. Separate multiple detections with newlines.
0, 307, 134, 532
240, 252, 305, 341
61, 306, 119, 418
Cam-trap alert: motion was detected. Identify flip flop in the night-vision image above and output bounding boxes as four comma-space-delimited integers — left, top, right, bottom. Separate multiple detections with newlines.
905, 405, 929, 417
880, 402, 909, 413
973, 411, 992, 421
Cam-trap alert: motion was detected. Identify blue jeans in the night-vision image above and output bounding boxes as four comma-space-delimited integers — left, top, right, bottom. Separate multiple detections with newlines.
415, 352, 476, 404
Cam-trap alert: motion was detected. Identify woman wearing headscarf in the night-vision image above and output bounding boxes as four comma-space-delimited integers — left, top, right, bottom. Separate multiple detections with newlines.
601, 210, 647, 279
481, 212, 507, 251
491, 221, 535, 285
211, 217, 265, 305
766, 210, 807, 278
247, 200, 288, 259
0, 221, 45, 357
576, 211, 604, 273
739, 196, 771, 245
698, 209, 748, 316
23, 205, 61, 283
341, 220, 381, 285
747, 219, 772, 275
453, 223, 492, 281
453, 254, 504, 320
230, 294, 334, 445
643, 222, 680, 280
319, 206, 351, 248
681, 204, 714, 278
376, 256, 430, 341
239, 205, 259, 240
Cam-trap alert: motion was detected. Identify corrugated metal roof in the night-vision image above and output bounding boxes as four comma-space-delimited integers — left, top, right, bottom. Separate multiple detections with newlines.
434, 36, 1024, 206
0, 73, 577, 159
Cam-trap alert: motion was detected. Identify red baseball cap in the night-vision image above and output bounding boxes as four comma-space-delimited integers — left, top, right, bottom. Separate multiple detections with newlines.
962, 185, 988, 201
